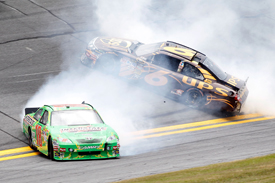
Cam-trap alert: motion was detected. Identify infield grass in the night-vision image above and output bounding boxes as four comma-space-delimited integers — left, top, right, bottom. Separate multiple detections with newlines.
116, 154, 275, 183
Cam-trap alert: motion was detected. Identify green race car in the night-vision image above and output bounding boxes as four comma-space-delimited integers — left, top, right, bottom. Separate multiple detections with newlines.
22, 102, 120, 160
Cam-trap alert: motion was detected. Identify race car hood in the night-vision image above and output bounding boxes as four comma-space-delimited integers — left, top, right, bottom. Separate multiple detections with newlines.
94, 37, 139, 53
50, 124, 114, 145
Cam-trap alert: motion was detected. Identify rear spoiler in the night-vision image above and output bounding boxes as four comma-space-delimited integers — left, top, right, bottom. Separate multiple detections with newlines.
238, 77, 249, 95
25, 107, 39, 115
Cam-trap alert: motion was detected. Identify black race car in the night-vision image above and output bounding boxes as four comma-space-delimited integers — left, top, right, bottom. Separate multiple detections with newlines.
80, 37, 249, 112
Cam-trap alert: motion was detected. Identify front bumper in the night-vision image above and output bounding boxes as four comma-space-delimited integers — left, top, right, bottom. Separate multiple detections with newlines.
54, 150, 119, 160
53, 141, 120, 160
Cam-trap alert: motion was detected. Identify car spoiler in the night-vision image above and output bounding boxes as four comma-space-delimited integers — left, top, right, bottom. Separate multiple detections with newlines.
25, 107, 39, 115
238, 77, 249, 95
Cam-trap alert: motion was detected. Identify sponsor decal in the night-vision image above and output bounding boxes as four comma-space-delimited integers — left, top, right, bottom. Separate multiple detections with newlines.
171, 89, 184, 96
52, 139, 59, 146
227, 76, 240, 87
80, 146, 100, 150
53, 145, 59, 151
113, 146, 118, 150
60, 148, 66, 152
85, 137, 93, 140
100, 38, 132, 48
60, 126, 107, 133
182, 76, 229, 97
42, 129, 47, 142
23, 115, 36, 126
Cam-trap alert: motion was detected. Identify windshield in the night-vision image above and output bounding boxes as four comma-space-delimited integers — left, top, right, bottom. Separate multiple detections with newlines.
51, 109, 103, 126
203, 58, 227, 80
135, 42, 162, 56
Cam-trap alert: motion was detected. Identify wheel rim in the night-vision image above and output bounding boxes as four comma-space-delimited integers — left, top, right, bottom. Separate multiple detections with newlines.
185, 90, 202, 108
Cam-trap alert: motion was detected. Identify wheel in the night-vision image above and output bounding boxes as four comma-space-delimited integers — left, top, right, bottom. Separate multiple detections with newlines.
95, 54, 120, 74
48, 137, 54, 160
28, 128, 35, 150
182, 88, 204, 108
80, 53, 93, 68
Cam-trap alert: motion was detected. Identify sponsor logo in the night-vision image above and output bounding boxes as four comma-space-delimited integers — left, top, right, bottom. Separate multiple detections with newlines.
23, 115, 35, 126
60, 126, 107, 133
171, 89, 184, 96
80, 146, 100, 150
60, 148, 66, 152
85, 137, 93, 140
53, 145, 59, 151
113, 146, 118, 150
227, 76, 240, 87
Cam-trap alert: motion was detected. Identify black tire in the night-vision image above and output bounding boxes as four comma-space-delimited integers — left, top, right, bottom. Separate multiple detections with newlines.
80, 53, 92, 68
95, 54, 120, 74
48, 137, 54, 160
28, 128, 35, 150
182, 88, 205, 108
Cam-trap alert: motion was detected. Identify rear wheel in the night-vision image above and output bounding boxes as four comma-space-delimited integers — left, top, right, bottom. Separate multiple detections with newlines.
182, 88, 205, 108
28, 128, 35, 150
48, 137, 54, 160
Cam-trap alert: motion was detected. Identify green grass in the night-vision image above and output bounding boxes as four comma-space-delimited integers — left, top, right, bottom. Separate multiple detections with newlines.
116, 154, 275, 183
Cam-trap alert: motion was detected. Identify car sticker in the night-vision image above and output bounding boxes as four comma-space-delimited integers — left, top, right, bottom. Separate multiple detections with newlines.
60, 126, 107, 133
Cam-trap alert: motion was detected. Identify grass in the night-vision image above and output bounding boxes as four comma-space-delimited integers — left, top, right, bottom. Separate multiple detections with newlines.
116, 154, 275, 183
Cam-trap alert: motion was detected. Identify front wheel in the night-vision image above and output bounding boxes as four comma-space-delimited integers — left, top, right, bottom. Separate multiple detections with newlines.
95, 54, 120, 74
80, 53, 92, 68
48, 137, 54, 160
182, 88, 205, 109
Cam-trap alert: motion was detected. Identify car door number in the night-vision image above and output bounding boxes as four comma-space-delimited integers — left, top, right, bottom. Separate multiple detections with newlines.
36, 125, 42, 147
144, 71, 169, 86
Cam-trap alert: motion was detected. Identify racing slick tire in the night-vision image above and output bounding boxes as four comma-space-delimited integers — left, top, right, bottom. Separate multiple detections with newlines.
48, 137, 54, 160
182, 88, 205, 109
95, 54, 120, 75
28, 128, 36, 150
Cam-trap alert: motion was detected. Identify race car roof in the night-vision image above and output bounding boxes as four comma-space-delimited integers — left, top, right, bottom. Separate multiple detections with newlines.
160, 41, 205, 61
46, 104, 93, 111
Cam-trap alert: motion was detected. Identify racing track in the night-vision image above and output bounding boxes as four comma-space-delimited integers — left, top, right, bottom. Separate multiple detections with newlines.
0, 1, 275, 183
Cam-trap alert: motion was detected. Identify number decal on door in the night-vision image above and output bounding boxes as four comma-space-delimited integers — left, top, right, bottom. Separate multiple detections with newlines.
36, 125, 42, 147
144, 70, 169, 86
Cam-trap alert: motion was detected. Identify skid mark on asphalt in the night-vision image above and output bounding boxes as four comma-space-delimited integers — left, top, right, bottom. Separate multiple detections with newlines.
0, 113, 274, 161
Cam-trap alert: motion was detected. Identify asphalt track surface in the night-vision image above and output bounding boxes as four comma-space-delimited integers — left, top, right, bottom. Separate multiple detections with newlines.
0, 1, 275, 183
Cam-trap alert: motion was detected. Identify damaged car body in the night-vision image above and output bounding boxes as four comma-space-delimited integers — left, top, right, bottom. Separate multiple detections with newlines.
80, 37, 249, 112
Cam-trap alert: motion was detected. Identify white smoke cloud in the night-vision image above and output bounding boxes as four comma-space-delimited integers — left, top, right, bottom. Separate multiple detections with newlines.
23, 0, 275, 156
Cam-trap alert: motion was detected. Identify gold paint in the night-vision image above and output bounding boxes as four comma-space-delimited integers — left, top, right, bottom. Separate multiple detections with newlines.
182, 76, 196, 86
204, 79, 212, 84
163, 47, 195, 59
227, 76, 240, 86
197, 82, 213, 90
214, 88, 229, 97
203, 75, 216, 80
